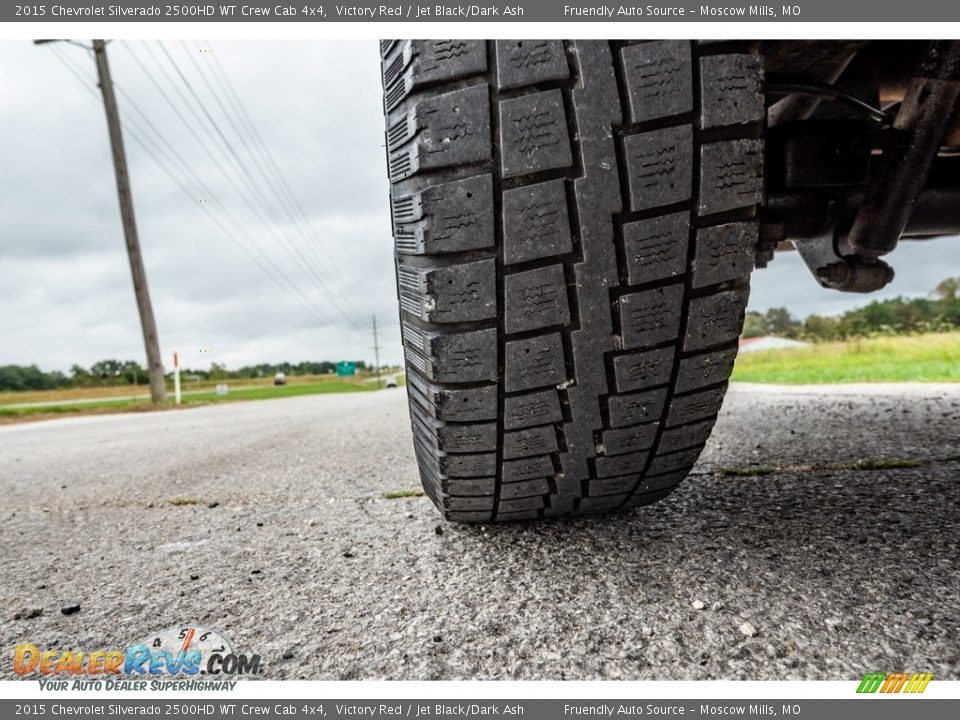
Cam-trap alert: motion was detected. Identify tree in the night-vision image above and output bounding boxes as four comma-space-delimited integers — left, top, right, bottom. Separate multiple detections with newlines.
742, 311, 768, 338
90, 359, 125, 384
120, 360, 145, 385
764, 307, 801, 337
933, 277, 959, 303
0, 365, 64, 392
802, 314, 842, 341
70, 365, 93, 386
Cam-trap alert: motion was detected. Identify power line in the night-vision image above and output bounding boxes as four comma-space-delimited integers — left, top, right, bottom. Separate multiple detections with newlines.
155, 43, 339, 292
153, 40, 369, 331
200, 41, 349, 284
201, 40, 372, 323
122, 40, 370, 342
46, 44, 364, 347
178, 41, 369, 328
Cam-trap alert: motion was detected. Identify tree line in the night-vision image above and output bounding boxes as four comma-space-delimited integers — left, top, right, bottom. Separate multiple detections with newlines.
3, 276, 957, 393
0, 359, 369, 393
744, 277, 960, 341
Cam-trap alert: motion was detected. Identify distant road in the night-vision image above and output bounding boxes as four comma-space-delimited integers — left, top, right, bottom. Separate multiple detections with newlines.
1, 372, 406, 409
1, 384, 958, 679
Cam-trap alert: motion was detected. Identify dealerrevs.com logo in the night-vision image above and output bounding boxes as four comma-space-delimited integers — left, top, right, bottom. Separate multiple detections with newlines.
14, 625, 262, 690
857, 672, 934, 694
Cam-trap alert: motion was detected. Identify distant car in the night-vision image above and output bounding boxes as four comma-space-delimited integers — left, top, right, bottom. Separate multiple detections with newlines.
273, 372, 287, 386
383, 375, 397, 388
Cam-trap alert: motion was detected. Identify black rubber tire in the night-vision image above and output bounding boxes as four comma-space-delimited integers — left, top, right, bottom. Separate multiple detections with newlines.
381, 40, 764, 523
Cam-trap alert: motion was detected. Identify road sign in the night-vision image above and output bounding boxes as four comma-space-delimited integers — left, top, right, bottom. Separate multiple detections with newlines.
336, 361, 356, 377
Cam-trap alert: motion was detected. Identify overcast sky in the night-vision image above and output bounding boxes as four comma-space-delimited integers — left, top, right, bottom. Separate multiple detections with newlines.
1, 40, 958, 374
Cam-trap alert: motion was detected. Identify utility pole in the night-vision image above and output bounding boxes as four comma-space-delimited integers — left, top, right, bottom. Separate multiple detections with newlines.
372, 315, 382, 389
92, 39, 166, 403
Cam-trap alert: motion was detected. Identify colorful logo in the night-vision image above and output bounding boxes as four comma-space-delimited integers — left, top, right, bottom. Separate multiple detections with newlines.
857, 672, 933, 694
14, 625, 261, 678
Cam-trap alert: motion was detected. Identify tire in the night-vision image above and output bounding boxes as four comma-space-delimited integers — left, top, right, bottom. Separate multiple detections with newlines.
381, 40, 764, 523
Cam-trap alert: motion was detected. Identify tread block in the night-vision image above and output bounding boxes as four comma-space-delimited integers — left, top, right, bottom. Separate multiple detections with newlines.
667, 386, 727, 427
659, 418, 715, 454
497, 509, 541, 521
595, 450, 649, 478
444, 510, 490, 523
698, 139, 763, 215
618, 283, 684, 349
443, 477, 496, 496
588, 475, 637, 497
602, 422, 659, 456
499, 89, 573, 179
389, 85, 491, 181
439, 452, 497, 478
413, 378, 497, 422
612, 346, 675, 393
623, 211, 689, 286
505, 264, 571, 334
437, 422, 498, 453
384, 40, 488, 112
553, 479, 581, 499
503, 179, 573, 265
497, 496, 545, 513
504, 389, 563, 430
405, 326, 498, 383
621, 41, 693, 123
504, 332, 567, 392
501, 477, 551, 499
624, 125, 693, 211
504, 425, 559, 460
675, 346, 738, 394
607, 387, 668, 427
392, 175, 494, 255
398, 258, 496, 323
380, 40, 399, 57
699, 55, 764, 129
445, 495, 495, 512
496, 40, 569, 90
691, 222, 757, 288
684, 286, 750, 351
648, 446, 703, 476
502, 455, 554, 482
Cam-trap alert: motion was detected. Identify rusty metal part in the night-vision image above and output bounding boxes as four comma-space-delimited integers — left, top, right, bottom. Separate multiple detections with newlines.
846, 41, 960, 259
815, 259, 896, 293
790, 209, 897, 294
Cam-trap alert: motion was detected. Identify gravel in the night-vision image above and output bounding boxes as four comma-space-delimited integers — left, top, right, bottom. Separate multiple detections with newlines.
1, 383, 958, 680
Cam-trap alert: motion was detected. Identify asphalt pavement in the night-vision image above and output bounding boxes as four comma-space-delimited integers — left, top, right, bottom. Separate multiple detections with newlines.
1, 383, 958, 680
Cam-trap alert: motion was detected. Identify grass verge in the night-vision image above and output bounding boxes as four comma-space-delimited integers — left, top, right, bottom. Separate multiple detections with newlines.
0, 375, 404, 424
731, 332, 960, 384
383, 488, 426, 500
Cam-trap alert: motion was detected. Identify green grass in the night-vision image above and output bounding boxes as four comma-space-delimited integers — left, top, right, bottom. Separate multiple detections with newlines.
168, 497, 205, 506
732, 332, 960, 384
0, 376, 398, 422
382, 488, 426, 500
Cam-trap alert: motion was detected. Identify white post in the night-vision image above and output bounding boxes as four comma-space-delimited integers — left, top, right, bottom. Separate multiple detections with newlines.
173, 352, 182, 405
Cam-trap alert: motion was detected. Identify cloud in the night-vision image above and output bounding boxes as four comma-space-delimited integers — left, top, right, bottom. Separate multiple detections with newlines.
0, 39, 399, 372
